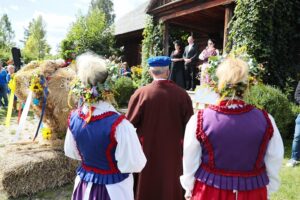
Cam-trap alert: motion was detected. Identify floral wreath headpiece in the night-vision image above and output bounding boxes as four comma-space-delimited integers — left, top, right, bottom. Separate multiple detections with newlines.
69, 60, 119, 107
202, 47, 265, 99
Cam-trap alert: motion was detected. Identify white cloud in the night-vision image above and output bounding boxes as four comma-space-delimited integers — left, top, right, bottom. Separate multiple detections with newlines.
10, 5, 19, 11
113, 0, 147, 20
33, 11, 74, 33
74, 0, 90, 10
31, 11, 75, 54
28, 0, 36, 3
0, 7, 9, 14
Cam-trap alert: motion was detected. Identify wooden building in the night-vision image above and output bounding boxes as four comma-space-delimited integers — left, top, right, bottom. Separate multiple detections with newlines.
115, 0, 235, 66
115, 2, 148, 67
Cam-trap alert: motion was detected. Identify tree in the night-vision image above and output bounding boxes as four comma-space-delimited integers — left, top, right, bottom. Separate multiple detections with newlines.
23, 16, 51, 63
0, 14, 15, 49
90, 0, 115, 26
0, 14, 15, 64
60, 8, 115, 58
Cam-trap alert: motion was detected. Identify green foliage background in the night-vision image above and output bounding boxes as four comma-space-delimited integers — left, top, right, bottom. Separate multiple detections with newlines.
90, 0, 115, 26
60, 0, 116, 59
245, 84, 299, 138
228, 0, 300, 90
140, 16, 164, 86
113, 76, 135, 107
22, 16, 51, 63
0, 14, 14, 64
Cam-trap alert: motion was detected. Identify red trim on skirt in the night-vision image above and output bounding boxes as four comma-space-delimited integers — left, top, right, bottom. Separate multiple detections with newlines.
192, 180, 267, 200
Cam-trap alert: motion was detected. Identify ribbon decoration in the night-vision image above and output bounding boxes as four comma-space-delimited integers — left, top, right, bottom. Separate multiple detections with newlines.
5, 76, 16, 127
33, 76, 48, 141
14, 90, 33, 141
17, 102, 23, 124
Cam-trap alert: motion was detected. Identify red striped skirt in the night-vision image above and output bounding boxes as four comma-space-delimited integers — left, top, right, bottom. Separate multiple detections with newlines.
192, 180, 267, 200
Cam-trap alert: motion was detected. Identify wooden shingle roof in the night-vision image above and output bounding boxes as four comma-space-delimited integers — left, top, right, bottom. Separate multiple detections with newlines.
114, 2, 148, 36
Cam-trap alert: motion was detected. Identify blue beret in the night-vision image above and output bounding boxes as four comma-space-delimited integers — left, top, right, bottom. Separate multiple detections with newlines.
147, 56, 171, 67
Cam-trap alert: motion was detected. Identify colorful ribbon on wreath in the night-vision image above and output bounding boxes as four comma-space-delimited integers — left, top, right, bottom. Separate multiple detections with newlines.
33, 75, 48, 141
5, 75, 16, 127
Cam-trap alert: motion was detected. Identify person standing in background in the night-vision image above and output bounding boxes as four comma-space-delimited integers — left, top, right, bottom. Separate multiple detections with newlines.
198, 39, 219, 85
183, 36, 199, 91
6, 65, 15, 83
170, 40, 185, 89
127, 56, 194, 200
286, 81, 300, 167
0, 62, 8, 108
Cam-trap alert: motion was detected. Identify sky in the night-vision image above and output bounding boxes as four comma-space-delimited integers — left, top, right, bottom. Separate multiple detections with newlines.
0, 0, 148, 54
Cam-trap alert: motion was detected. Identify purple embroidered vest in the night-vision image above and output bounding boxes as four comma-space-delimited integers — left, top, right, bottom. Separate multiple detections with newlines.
195, 104, 273, 191
68, 109, 129, 185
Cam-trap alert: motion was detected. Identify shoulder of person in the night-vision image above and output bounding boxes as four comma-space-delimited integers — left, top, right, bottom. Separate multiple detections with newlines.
132, 85, 149, 96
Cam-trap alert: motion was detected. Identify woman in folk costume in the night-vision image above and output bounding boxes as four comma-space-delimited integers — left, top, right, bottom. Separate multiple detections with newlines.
181, 57, 284, 200
64, 53, 146, 200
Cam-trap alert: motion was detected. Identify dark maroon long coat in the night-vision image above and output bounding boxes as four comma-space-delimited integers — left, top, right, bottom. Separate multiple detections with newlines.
126, 80, 194, 200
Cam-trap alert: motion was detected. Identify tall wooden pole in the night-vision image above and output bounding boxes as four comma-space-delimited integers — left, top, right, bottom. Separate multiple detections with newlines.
162, 22, 170, 56
223, 5, 233, 52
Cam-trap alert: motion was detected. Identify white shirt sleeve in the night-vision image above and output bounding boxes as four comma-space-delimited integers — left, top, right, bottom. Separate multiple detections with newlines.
180, 113, 202, 198
199, 51, 205, 60
265, 114, 284, 197
64, 128, 81, 160
115, 119, 147, 173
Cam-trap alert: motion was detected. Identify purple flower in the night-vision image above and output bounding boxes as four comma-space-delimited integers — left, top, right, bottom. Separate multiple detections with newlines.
91, 86, 99, 97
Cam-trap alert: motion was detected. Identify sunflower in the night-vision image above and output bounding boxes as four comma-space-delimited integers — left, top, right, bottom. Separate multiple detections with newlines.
29, 75, 44, 93
42, 127, 52, 140
30, 82, 43, 93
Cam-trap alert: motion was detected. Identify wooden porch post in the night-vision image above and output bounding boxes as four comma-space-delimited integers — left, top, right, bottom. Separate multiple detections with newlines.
223, 5, 233, 52
162, 22, 170, 56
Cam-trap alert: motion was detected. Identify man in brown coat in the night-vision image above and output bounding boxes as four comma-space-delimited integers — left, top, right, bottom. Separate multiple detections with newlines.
126, 56, 194, 200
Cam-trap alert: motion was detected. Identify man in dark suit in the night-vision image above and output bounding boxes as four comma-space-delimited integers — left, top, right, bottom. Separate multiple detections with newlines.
183, 36, 199, 90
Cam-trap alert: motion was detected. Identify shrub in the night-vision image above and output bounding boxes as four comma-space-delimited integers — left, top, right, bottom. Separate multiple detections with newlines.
245, 84, 294, 138
113, 76, 135, 107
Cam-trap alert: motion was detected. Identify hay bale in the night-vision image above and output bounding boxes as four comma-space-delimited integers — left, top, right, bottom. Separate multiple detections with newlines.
0, 141, 79, 198
14, 60, 77, 139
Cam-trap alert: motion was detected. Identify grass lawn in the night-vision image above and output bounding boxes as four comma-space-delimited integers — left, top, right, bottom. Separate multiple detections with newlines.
271, 140, 300, 200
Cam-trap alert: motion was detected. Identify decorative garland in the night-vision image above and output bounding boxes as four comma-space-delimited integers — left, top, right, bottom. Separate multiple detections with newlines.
70, 77, 116, 106
69, 60, 119, 119
202, 47, 265, 100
